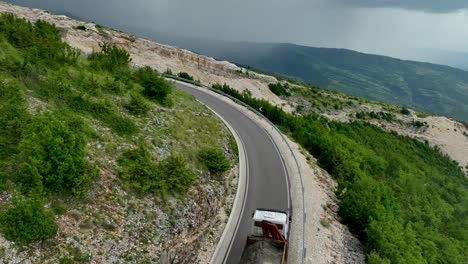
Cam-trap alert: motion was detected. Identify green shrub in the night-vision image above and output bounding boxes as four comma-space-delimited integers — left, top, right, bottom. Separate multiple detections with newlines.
103, 114, 139, 136
102, 78, 125, 95
0, 196, 57, 242
89, 43, 131, 73
59, 258, 74, 264
0, 76, 29, 160
158, 153, 196, 193
412, 120, 426, 128
125, 92, 150, 115
15, 112, 95, 194
0, 14, 79, 67
268, 83, 291, 97
177, 72, 194, 81
75, 25, 86, 31
355, 111, 395, 121
0, 76, 28, 191
320, 218, 330, 228
367, 251, 391, 264
400, 107, 411, 115
67, 96, 138, 136
134, 66, 172, 103
119, 147, 195, 196
198, 147, 230, 174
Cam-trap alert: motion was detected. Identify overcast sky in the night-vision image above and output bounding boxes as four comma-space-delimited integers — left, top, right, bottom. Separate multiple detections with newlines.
6, 0, 468, 63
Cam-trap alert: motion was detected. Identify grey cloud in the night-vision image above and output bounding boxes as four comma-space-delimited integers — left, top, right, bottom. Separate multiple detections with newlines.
332, 0, 468, 13
5, 0, 468, 67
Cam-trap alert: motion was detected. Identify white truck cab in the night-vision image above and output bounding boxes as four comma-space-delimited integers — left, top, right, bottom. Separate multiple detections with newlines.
252, 209, 289, 240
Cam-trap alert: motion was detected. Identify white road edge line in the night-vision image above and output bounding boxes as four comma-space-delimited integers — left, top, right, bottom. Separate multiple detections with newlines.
171, 80, 249, 264
202, 102, 249, 264
169, 79, 302, 263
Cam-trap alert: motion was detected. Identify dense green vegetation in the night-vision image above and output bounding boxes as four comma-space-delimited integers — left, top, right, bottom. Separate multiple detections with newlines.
355, 111, 396, 122
125, 92, 150, 115
0, 196, 56, 242
212, 83, 467, 263
177, 71, 194, 81
192, 42, 468, 121
0, 14, 208, 243
0, 76, 28, 191
15, 112, 95, 195
400, 108, 411, 115
74, 25, 86, 31
135, 66, 172, 105
118, 146, 195, 197
198, 147, 230, 174
268, 82, 291, 97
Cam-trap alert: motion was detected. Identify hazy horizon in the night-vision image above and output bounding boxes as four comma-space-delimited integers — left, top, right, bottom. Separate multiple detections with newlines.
4, 0, 468, 70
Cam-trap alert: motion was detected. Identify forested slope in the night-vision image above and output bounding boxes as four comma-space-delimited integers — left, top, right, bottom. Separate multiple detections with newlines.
190, 42, 468, 121
212, 83, 468, 264
0, 14, 234, 262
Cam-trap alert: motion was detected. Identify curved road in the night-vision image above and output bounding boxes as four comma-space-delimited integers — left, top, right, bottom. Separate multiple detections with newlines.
175, 82, 290, 263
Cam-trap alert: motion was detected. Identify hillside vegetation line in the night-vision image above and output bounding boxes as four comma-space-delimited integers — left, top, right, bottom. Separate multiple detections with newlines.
0, 13, 232, 251
212, 83, 467, 264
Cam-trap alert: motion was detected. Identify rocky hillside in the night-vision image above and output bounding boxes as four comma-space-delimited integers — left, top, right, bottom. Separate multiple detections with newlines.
1, 2, 467, 263
2, 2, 464, 175
0, 9, 237, 264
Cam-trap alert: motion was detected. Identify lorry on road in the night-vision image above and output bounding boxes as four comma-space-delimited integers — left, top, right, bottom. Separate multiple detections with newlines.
240, 208, 289, 264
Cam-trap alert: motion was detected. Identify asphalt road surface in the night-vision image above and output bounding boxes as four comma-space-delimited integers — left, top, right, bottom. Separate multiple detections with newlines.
175, 82, 289, 264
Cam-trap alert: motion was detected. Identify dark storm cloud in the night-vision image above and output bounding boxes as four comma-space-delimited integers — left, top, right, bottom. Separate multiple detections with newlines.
5, 0, 468, 66
332, 0, 468, 13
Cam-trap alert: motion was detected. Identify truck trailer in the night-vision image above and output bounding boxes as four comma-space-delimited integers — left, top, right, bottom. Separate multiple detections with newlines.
240, 208, 289, 264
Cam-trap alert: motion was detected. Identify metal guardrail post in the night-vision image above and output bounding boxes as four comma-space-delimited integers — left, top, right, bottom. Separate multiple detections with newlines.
164, 74, 306, 264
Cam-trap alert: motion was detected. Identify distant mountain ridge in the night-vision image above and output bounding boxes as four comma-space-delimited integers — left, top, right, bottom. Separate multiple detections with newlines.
186, 42, 468, 121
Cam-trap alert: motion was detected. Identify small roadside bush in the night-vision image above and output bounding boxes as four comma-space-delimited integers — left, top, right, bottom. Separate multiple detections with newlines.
119, 147, 195, 196
198, 147, 230, 174
125, 92, 150, 115
134, 66, 172, 103
0, 196, 57, 242
177, 72, 194, 81
268, 83, 291, 97
15, 112, 95, 194
158, 154, 196, 193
